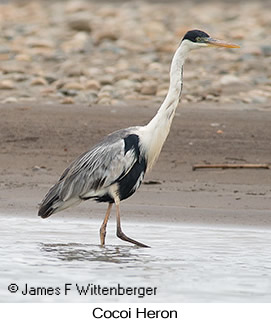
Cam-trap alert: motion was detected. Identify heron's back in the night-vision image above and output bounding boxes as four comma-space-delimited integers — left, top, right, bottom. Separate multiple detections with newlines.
38, 127, 146, 217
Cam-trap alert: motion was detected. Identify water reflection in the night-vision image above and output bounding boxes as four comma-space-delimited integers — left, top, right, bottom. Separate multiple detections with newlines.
40, 243, 145, 264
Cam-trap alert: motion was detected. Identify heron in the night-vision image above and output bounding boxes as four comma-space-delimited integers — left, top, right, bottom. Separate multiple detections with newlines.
38, 30, 239, 248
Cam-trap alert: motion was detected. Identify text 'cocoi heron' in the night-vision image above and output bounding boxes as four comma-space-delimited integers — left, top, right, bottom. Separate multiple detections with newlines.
38, 30, 239, 248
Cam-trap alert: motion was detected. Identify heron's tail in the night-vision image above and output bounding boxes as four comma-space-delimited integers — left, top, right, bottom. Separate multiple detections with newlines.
38, 183, 62, 218
38, 179, 82, 219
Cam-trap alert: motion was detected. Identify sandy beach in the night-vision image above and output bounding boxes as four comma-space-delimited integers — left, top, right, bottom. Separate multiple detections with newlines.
1, 101, 270, 227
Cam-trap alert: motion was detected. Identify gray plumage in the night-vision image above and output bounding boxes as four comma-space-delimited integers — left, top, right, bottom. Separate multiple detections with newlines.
38, 127, 145, 219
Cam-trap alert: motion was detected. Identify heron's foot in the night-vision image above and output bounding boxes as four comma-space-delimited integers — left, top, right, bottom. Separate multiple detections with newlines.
116, 228, 150, 248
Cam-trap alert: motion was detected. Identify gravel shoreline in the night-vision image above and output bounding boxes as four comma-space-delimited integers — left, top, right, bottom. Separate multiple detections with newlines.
0, 0, 270, 107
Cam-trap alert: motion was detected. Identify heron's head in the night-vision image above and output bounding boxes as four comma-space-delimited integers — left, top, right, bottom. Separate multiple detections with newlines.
182, 29, 240, 50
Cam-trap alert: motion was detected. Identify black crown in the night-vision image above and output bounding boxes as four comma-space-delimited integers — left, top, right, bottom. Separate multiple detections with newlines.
182, 30, 210, 43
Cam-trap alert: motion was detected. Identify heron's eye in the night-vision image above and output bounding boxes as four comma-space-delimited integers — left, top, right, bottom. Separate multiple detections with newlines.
196, 37, 203, 42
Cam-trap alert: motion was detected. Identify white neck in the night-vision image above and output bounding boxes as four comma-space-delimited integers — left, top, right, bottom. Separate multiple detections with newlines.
142, 41, 190, 171
148, 41, 190, 128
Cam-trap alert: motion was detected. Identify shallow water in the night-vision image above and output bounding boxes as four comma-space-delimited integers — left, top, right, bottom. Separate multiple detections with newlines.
0, 215, 271, 302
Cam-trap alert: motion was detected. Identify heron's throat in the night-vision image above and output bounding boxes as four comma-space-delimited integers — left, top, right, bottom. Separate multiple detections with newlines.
148, 42, 189, 127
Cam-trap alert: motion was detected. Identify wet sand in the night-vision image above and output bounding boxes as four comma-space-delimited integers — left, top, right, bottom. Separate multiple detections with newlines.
0, 101, 270, 228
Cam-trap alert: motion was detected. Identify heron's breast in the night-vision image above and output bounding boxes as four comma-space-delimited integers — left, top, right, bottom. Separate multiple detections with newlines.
141, 125, 171, 172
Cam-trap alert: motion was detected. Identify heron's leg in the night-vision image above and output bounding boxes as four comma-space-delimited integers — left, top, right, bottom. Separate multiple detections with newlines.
115, 203, 150, 248
100, 203, 113, 246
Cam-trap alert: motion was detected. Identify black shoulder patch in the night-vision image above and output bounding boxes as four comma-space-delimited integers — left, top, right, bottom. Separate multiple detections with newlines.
114, 133, 147, 201
124, 134, 140, 158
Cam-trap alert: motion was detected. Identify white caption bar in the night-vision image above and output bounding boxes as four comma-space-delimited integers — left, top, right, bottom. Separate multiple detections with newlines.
1, 303, 271, 322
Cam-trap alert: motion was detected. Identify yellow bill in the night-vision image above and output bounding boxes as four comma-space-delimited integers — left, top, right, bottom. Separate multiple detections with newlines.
205, 37, 240, 48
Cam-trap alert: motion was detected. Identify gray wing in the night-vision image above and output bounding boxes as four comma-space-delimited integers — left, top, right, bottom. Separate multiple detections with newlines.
58, 128, 139, 202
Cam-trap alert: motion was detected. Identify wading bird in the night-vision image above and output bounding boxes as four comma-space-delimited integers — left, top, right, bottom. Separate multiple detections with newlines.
38, 30, 239, 247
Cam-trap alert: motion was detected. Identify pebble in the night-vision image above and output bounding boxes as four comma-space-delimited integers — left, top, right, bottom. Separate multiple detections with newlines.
148, 62, 163, 72
140, 81, 157, 95
100, 75, 114, 86
219, 75, 242, 85
1, 97, 18, 103
94, 30, 118, 44
31, 77, 47, 86
15, 54, 32, 62
98, 97, 112, 105
241, 97, 252, 104
210, 123, 220, 127
251, 96, 267, 104
98, 91, 111, 100
0, 1, 269, 107
156, 84, 169, 97
32, 165, 46, 172
61, 97, 75, 104
45, 75, 57, 84
115, 79, 136, 89
86, 91, 98, 104
65, 0, 89, 13
41, 88, 55, 96
261, 45, 271, 57
67, 13, 92, 32
26, 38, 54, 49
101, 84, 114, 91
85, 80, 101, 91
60, 89, 78, 97
61, 32, 90, 53
64, 82, 85, 90
0, 80, 15, 90
12, 74, 28, 82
